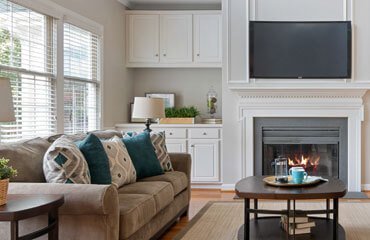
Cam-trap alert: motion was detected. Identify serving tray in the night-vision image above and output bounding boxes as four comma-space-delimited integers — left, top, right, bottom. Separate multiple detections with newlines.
263, 176, 324, 187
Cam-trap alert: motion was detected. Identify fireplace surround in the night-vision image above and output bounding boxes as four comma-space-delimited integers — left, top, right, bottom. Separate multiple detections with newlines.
254, 117, 348, 184
238, 90, 366, 192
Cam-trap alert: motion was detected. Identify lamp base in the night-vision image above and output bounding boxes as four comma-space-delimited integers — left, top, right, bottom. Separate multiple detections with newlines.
144, 118, 152, 132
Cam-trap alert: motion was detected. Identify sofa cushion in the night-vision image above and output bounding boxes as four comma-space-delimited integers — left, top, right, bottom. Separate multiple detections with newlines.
118, 181, 174, 212
0, 137, 50, 182
77, 134, 111, 184
139, 171, 187, 196
101, 136, 136, 187
43, 135, 91, 184
46, 133, 86, 143
88, 130, 123, 139
118, 194, 156, 239
122, 132, 164, 179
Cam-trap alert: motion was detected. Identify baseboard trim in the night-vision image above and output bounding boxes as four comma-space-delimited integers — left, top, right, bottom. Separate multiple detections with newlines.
361, 184, 370, 191
221, 184, 235, 191
191, 183, 222, 189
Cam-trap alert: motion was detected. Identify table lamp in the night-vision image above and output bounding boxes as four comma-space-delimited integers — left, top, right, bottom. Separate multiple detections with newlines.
0, 77, 15, 122
132, 97, 165, 132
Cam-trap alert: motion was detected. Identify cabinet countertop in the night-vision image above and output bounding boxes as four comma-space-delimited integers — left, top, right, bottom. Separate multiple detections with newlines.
115, 123, 223, 128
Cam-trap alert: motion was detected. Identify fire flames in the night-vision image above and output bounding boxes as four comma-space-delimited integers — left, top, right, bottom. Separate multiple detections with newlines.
288, 154, 321, 172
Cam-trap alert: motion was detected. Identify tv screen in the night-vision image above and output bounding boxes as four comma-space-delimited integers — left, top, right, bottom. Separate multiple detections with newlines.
249, 21, 352, 79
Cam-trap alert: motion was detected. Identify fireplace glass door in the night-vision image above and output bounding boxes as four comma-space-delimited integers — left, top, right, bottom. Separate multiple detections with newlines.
263, 143, 339, 178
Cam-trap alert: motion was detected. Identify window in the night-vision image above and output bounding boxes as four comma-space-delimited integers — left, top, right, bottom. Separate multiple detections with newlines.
0, 0, 102, 142
64, 23, 101, 134
0, 0, 56, 142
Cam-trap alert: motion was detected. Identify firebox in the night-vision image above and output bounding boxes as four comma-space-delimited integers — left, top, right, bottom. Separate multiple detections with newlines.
254, 118, 348, 184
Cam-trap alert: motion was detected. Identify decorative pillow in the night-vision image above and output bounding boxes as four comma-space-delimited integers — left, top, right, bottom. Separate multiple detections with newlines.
101, 136, 136, 187
124, 131, 173, 171
122, 132, 164, 179
77, 134, 112, 184
43, 135, 91, 184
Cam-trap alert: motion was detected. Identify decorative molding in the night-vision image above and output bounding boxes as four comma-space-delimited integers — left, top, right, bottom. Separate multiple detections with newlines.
118, 0, 132, 8
221, 183, 235, 191
239, 93, 364, 192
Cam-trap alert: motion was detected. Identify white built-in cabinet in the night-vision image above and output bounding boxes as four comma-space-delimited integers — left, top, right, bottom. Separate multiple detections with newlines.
160, 15, 193, 63
194, 14, 222, 63
127, 15, 160, 63
115, 124, 222, 184
126, 11, 222, 68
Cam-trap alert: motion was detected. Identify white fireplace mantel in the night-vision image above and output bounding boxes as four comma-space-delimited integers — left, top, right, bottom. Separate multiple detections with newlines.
238, 89, 367, 192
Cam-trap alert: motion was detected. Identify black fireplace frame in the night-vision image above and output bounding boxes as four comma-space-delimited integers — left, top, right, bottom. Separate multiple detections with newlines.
254, 117, 348, 184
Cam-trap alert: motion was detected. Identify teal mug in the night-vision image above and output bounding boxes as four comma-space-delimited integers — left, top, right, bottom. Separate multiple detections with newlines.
289, 167, 308, 184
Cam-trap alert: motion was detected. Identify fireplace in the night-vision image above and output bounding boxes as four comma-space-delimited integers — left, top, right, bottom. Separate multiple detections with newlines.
254, 118, 348, 183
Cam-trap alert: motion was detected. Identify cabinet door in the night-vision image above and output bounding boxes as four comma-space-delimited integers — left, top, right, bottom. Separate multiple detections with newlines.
189, 139, 220, 182
160, 15, 193, 63
194, 14, 222, 63
127, 15, 159, 63
166, 139, 187, 153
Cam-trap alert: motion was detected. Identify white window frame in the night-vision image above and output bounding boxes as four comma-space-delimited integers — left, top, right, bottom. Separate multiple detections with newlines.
8, 0, 104, 134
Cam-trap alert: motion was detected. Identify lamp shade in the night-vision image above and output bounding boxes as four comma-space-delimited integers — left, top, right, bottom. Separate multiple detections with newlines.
132, 97, 165, 119
0, 77, 15, 122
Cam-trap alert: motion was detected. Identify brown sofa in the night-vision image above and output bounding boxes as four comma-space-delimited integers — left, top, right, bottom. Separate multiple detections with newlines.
0, 131, 191, 240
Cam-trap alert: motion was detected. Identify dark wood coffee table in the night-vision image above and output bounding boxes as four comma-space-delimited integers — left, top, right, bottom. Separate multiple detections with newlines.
235, 176, 347, 240
0, 194, 64, 240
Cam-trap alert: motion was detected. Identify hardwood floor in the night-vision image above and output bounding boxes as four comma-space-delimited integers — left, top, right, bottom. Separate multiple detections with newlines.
161, 189, 370, 240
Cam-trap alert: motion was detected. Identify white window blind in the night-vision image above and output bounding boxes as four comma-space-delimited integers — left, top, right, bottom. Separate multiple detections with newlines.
63, 23, 101, 134
0, 0, 56, 142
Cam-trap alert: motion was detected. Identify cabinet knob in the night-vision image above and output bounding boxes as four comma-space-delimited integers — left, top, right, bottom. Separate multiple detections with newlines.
197, 53, 200, 57
155, 54, 159, 57
203, 132, 207, 135
191, 145, 194, 147
163, 54, 166, 57
169, 132, 173, 135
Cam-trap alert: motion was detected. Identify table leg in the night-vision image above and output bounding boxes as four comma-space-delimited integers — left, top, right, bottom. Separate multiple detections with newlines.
327, 199, 330, 219
48, 209, 59, 240
293, 200, 296, 239
287, 200, 290, 239
10, 221, 18, 240
254, 199, 258, 220
333, 198, 338, 240
244, 198, 250, 240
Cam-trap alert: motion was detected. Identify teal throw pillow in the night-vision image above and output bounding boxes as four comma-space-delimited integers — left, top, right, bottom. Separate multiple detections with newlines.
77, 133, 112, 184
122, 132, 164, 179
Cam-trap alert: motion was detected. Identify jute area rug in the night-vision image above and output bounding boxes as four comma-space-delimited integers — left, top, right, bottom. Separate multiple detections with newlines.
174, 201, 370, 240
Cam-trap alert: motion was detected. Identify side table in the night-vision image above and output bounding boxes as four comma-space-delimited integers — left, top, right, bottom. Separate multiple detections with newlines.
0, 194, 64, 240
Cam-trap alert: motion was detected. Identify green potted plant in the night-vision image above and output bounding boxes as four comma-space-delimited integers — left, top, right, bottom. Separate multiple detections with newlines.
160, 106, 200, 124
0, 158, 17, 205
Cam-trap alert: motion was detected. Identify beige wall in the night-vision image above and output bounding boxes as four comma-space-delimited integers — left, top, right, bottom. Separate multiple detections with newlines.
50, 0, 133, 129
133, 68, 222, 120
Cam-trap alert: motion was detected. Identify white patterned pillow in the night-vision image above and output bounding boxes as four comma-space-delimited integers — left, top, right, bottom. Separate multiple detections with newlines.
43, 135, 91, 184
101, 136, 136, 187
123, 131, 173, 172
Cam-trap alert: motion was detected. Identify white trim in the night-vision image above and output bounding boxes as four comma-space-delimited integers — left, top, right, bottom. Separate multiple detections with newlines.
56, 18, 64, 134
191, 183, 223, 189
125, 10, 222, 15
238, 91, 365, 192
221, 183, 235, 191
118, 0, 132, 8
362, 184, 370, 191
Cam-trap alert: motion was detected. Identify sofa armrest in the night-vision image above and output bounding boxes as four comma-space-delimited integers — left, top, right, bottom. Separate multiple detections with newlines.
169, 153, 191, 178
8, 183, 119, 216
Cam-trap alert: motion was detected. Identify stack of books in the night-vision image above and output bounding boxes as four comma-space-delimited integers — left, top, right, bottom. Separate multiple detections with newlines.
280, 212, 315, 235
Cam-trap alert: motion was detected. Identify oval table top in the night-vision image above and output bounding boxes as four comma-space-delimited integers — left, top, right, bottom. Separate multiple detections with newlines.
235, 176, 347, 200
0, 194, 64, 221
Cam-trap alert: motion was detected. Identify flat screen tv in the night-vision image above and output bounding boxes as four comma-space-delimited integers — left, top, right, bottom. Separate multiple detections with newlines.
249, 21, 352, 79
